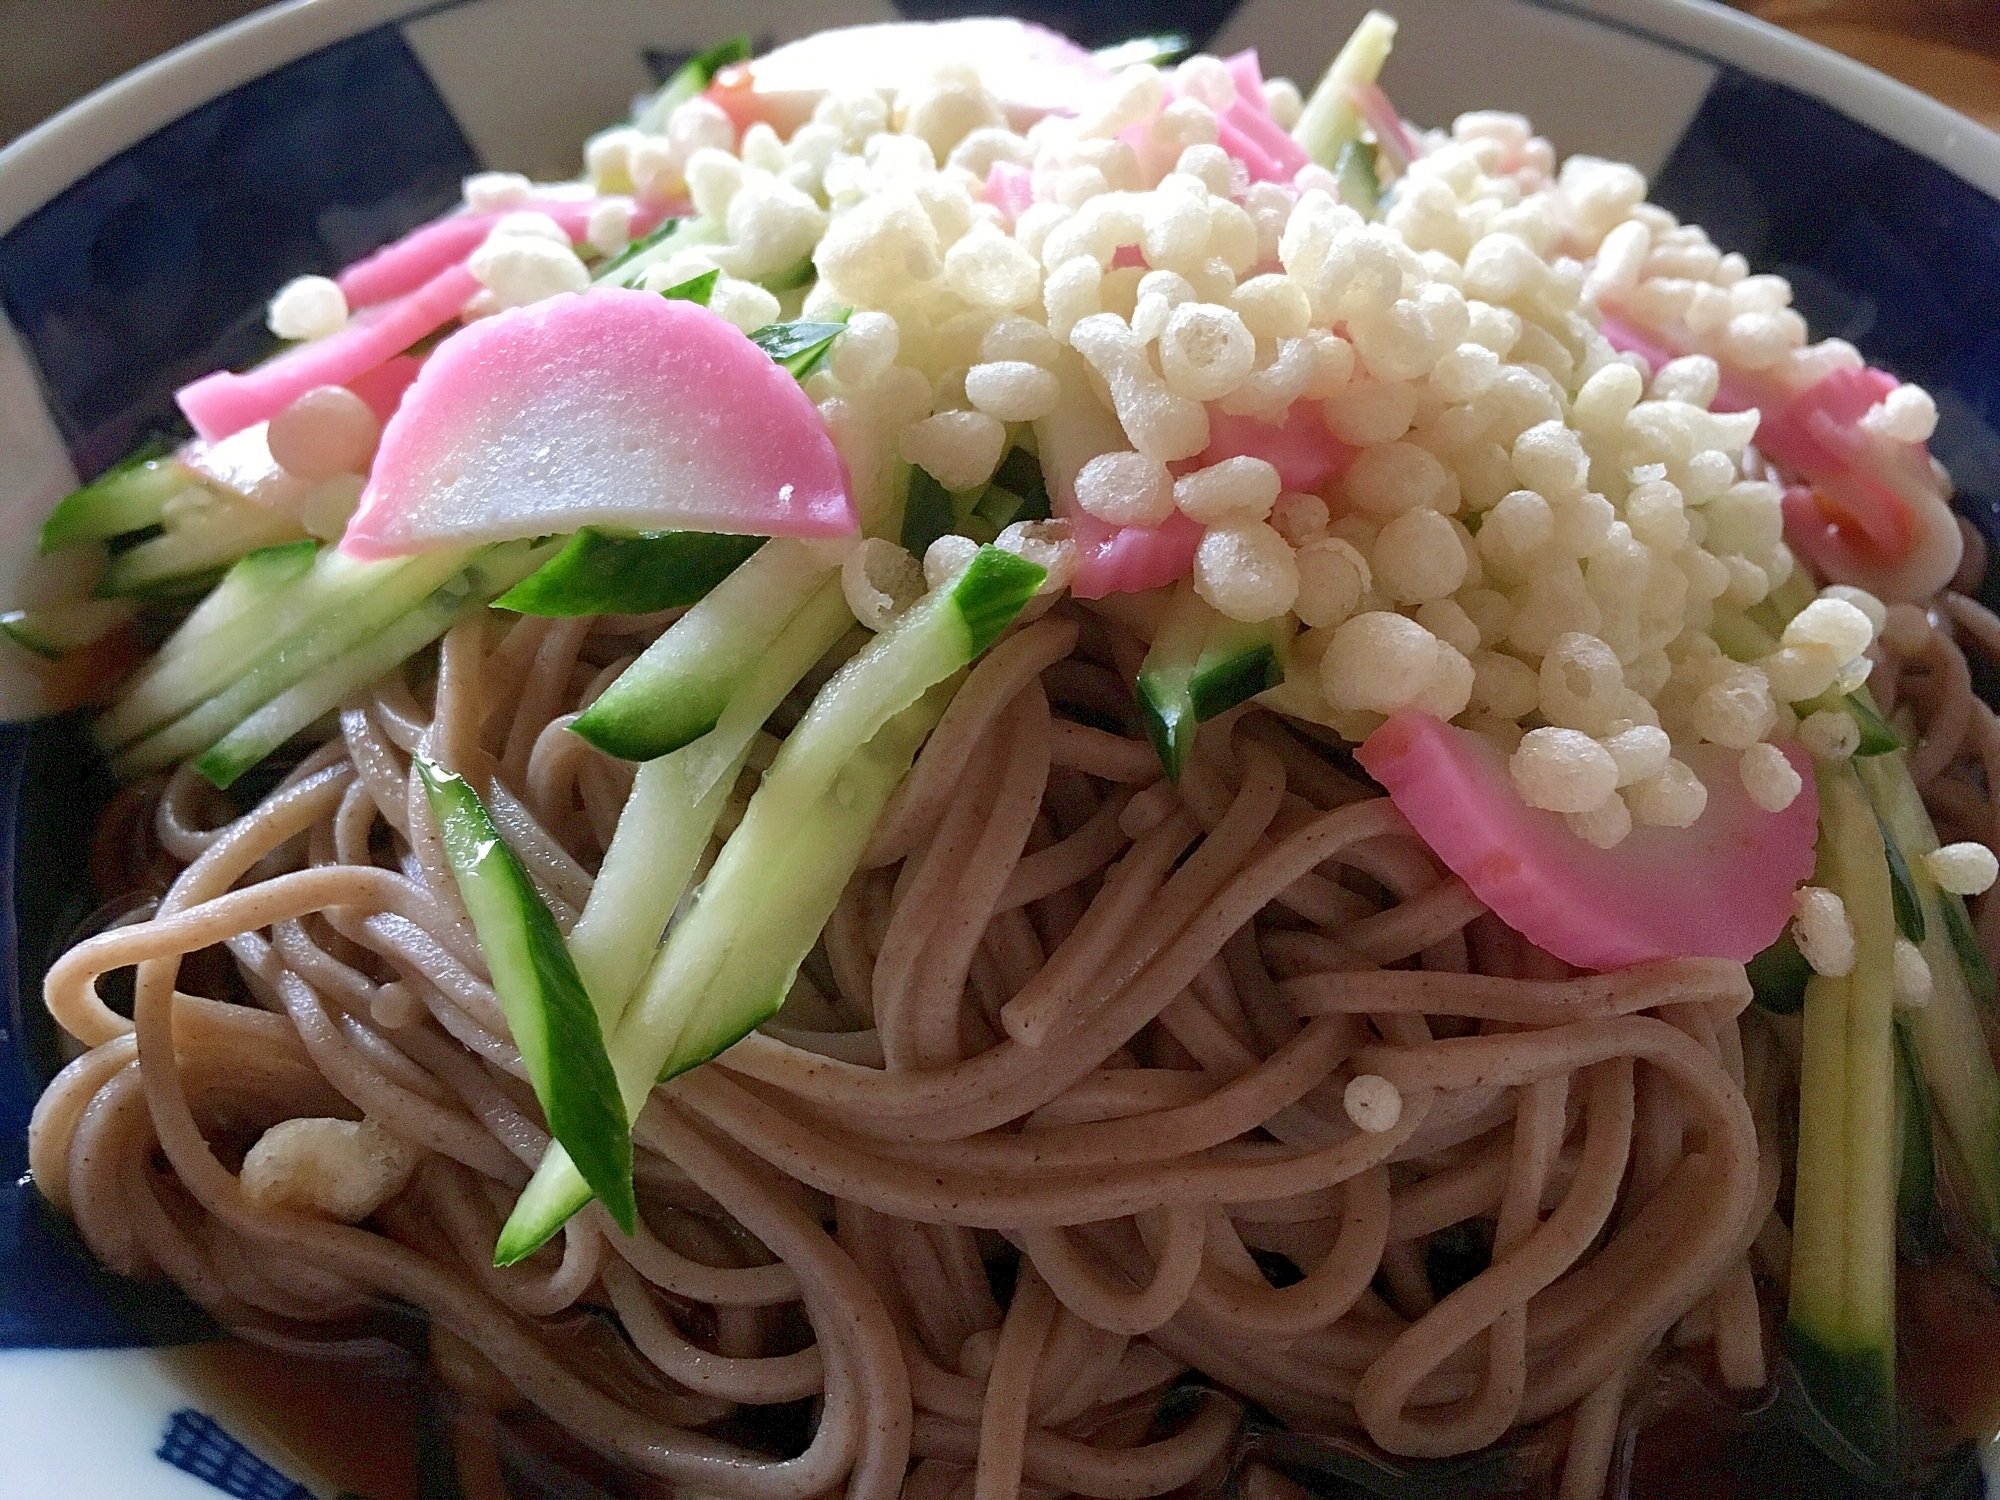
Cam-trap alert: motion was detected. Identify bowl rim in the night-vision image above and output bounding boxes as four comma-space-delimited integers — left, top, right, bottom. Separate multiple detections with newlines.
0, 0, 439, 239
2, 0, 1999, 246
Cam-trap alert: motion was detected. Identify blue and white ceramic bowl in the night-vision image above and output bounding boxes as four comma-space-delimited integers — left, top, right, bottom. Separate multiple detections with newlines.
2, 1, 1997, 1494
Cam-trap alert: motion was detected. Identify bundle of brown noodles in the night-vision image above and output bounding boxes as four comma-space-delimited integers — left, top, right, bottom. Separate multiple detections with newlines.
29, 583, 2000, 1500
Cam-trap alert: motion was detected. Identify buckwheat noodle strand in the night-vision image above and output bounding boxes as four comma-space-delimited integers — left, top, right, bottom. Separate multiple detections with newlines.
32, 591, 1984, 1499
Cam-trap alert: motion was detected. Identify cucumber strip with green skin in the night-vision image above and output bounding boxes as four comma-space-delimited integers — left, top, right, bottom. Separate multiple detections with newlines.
618, 550, 1042, 1066
639, 681, 952, 1087
899, 467, 959, 559
973, 484, 1027, 534
1748, 930, 1812, 1015
189, 544, 547, 789
633, 36, 752, 134
571, 538, 837, 761
497, 549, 1042, 1258
413, 753, 635, 1233
1787, 761, 1899, 1465
656, 268, 718, 305
1136, 581, 1212, 783
1334, 139, 1381, 219
493, 530, 763, 617
1858, 751, 2000, 1264
1137, 585, 1290, 781
112, 548, 477, 771
566, 576, 852, 1027
499, 681, 956, 1260
41, 452, 186, 552
991, 448, 1051, 522
1880, 815, 1926, 943
593, 217, 723, 290
1894, 1018, 1943, 1259
1710, 610, 1780, 664
699, 546, 1038, 821
97, 544, 412, 752
1845, 693, 1904, 756
1941, 897, 1998, 1006
758, 259, 816, 293
747, 312, 849, 380
1092, 33, 1190, 67
591, 216, 681, 283
495, 1145, 594, 1264
0, 599, 137, 660
1292, 8, 1396, 170
152, 540, 319, 667
95, 486, 306, 598
1190, 614, 1290, 721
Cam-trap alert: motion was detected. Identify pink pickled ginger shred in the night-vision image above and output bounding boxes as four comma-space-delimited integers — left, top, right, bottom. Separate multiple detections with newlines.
1195, 405, 1354, 494
335, 198, 674, 311
1216, 51, 1308, 183
1356, 711, 1818, 970
1066, 510, 1204, 599
340, 287, 854, 560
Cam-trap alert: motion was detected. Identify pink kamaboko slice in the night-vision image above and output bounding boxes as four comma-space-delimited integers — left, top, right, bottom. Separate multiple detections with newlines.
1598, 313, 1960, 599
339, 288, 855, 560
178, 263, 480, 443
1356, 710, 1818, 970
714, 19, 1109, 134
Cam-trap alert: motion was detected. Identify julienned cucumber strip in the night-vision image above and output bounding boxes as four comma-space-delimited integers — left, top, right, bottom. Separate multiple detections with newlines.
747, 313, 850, 380
1894, 1019, 1942, 1258
191, 543, 548, 789
651, 681, 953, 1080
899, 467, 959, 559
1787, 762, 1898, 1465
1941, 897, 1998, 1006
496, 1147, 593, 1263
413, 754, 635, 1234
494, 530, 763, 617
1137, 583, 1290, 781
1880, 816, 1926, 944
1092, 32, 1190, 67
1293, 8, 1396, 170
1191, 615, 1290, 720
593, 217, 723, 290
615, 549, 1040, 1084
1748, 930, 1812, 1015
571, 538, 837, 761
156, 540, 319, 665
498, 547, 1043, 1258
41, 447, 185, 552
112, 548, 478, 772
98, 545, 445, 752
592, 217, 681, 283
1857, 751, 2000, 1263
498, 680, 958, 1261
1334, 139, 1380, 218
633, 35, 752, 135
698, 546, 1039, 825
566, 577, 853, 1028
95, 485, 306, 598
1136, 581, 1211, 782
1845, 693, 1903, 756
657, 268, 718, 305
0, 599, 137, 661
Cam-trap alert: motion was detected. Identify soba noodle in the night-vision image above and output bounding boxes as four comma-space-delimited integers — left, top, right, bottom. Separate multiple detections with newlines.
39, 562, 1983, 1500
